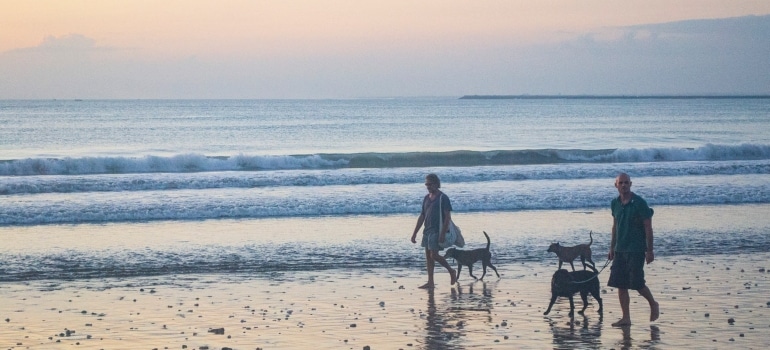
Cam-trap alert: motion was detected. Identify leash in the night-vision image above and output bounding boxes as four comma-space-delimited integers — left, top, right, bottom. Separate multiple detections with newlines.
569, 258, 612, 284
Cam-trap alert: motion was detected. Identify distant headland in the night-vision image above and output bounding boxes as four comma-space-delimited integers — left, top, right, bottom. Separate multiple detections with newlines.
459, 95, 770, 99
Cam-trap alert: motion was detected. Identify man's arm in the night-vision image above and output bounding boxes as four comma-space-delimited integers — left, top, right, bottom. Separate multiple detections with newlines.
608, 220, 617, 260
644, 218, 654, 264
411, 213, 425, 243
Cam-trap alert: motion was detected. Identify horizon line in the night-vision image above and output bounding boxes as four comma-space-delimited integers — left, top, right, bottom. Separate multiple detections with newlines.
3, 94, 770, 101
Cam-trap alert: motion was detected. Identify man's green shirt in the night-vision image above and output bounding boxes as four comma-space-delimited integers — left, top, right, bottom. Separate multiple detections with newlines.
611, 193, 654, 253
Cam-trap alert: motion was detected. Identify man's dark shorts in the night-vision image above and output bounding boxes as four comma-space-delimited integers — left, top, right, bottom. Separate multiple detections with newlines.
607, 251, 646, 290
421, 231, 443, 251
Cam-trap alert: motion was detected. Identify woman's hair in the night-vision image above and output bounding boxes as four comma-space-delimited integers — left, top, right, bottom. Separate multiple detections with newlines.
425, 173, 441, 188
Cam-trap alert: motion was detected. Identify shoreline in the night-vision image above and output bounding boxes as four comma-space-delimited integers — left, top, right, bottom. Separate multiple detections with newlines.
2, 253, 769, 349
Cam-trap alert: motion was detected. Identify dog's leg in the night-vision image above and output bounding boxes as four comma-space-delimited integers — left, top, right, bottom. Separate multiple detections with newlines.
482, 257, 500, 279
485, 260, 500, 278
569, 261, 576, 271
585, 256, 598, 273
568, 296, 575, 317
557, 260, 563, 270
468, 265, 478, 280
456, 264, 463, 282
544, 294, 558, 315
578, 290, 589, 314
592, 290, 603, 314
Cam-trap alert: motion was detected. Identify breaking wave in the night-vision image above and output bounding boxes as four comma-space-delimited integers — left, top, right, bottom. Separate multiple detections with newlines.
2, 143, 769, 176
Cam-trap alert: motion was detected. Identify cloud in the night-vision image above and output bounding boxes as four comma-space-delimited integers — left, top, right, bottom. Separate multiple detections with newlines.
1, 15, 769, 99
5, 34, 105, 54
38, 34, 97, 51
0, 34, 140, 99
578, 15, 770, 49
477, 15, 770, 95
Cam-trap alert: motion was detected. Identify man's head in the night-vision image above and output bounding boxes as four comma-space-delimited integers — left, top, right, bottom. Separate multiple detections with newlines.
425, 173, 441, 193
614, 172, 632, 195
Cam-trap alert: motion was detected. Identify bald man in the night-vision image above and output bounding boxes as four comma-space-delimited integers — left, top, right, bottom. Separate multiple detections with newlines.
607, 173, 659, 327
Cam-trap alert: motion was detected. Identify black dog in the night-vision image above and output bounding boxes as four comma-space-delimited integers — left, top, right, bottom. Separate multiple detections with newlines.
543, 269, 603, 317
443, 231, 500, 281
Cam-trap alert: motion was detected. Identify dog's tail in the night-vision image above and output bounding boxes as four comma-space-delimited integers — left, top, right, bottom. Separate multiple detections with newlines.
483, 231, 491, 250
588, 231, 593, 246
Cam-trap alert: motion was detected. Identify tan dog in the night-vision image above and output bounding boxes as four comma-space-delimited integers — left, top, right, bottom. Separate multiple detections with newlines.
547, 231, 597, 272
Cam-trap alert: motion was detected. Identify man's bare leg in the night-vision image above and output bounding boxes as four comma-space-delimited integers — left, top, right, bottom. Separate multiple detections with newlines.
638, 286, 659, 321
419, 249, 435, 289
612, 288, 632, 327
430, 250, 457, 285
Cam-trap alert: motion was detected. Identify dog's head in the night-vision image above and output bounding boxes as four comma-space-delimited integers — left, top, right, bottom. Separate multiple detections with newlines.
546, 242, 561, 253
443, 247, 457, 259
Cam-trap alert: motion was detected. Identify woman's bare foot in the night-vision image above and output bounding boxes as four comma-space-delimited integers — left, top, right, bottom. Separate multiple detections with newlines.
612, 319, 632, 327
418, 283, 435, 289
650, 301, 660, 321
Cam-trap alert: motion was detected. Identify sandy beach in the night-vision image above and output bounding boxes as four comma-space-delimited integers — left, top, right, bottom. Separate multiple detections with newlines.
2, 252, 769, 350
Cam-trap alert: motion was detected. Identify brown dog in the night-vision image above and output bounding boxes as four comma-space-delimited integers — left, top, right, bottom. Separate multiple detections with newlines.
546, 231, 597, 272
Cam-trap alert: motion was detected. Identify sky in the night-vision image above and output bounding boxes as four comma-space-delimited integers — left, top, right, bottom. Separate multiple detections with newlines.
2, 1, 770, 99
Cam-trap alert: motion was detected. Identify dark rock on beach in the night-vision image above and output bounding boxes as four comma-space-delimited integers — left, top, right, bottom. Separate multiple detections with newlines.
208, 327, 225, 334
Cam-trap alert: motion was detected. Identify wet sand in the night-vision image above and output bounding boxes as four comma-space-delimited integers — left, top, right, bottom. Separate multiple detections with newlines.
2, 253, 769, 349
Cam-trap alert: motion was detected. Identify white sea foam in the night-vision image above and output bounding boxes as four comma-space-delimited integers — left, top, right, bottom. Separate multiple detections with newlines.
561, 143, 770, 162
2, 144, 769, 176
0, 153, 349, 176
2, 159, 768, 196
2, 174, 768, 226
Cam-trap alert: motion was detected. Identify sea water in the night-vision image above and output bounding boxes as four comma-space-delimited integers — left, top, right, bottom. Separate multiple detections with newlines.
1, 97, 769, 282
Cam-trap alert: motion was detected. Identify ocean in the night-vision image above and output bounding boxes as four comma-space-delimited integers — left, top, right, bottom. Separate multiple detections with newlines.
1, 97, 769, 283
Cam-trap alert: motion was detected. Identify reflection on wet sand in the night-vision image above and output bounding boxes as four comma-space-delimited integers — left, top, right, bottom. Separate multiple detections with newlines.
420, 281, 498, 349
421, 288, 457, 350
548, 313, 604, 349
613, 324, 662, 350
547, 311, 661, 350
451, 282, 495, 318
636, 325, 662, 349
611, 325, 660, 350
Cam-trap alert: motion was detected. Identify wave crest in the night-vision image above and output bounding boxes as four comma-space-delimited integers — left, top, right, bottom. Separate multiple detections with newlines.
568, 143, 770, 163
2, 143, 769, 176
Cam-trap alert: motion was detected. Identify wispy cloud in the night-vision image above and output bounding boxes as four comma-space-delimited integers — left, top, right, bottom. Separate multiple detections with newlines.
5, 34, 116, 55
1, 15, 768, 99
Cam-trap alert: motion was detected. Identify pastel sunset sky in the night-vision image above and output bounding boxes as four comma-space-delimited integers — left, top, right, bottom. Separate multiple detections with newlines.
2, 1, 770, 98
